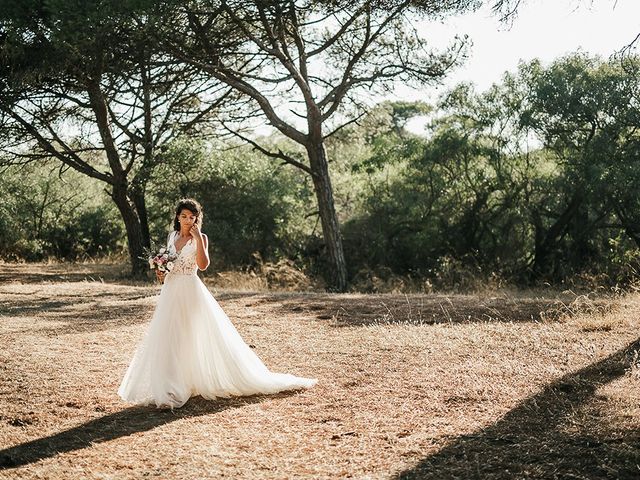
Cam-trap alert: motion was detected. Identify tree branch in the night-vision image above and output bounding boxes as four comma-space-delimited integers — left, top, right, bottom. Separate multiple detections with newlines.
5, 108, 113, 183
222, 122, 314, 177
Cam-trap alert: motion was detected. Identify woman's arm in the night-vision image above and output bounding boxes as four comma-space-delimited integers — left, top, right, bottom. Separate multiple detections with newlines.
190, 224, 210, 271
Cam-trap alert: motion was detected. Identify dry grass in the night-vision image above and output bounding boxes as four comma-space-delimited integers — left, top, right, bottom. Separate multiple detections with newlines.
1, 264, 640, 479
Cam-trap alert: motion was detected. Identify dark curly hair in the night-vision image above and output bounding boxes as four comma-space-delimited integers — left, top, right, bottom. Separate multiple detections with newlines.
172, 198, 203, 231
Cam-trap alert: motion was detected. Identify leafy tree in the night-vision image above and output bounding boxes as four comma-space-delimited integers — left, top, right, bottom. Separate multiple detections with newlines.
157, 0, 478, 290
341, 54, 640, 285
516, 55, 640, 276
344, 92, 535, 280
0, 0, 229, 275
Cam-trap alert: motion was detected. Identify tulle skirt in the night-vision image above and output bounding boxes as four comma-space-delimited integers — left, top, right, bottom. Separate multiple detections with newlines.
118, 273, 317, 408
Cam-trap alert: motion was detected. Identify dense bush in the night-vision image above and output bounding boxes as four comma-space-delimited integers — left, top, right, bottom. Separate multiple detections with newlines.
339, 55, 640, 287
0, 164, 124, 261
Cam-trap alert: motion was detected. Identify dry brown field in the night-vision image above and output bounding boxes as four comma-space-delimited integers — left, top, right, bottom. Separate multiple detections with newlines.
1, 263, 639, 479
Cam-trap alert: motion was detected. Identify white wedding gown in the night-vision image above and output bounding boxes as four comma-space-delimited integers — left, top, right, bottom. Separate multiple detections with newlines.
118, 231, 317, 408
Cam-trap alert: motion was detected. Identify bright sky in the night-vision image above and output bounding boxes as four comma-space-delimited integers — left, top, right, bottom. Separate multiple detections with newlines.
399, 0, 640, 132
406, 0, 640, 96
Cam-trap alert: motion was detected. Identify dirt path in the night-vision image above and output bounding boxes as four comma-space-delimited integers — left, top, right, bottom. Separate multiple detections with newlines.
1, 264, 639, 479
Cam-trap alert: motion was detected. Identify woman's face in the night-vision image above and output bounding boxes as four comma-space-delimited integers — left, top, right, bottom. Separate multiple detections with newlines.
178, 209, 198, 228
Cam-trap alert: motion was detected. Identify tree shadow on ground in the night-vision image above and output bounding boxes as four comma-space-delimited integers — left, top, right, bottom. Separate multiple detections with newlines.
0, 263, 133, 284
0, 291, 156, 335
394, 340, 640, 480
262, 293, 609, 326
0, 289, 287, 337
2, 263, 606, 327
0, 391, 298, 470
0, 262, 613, 329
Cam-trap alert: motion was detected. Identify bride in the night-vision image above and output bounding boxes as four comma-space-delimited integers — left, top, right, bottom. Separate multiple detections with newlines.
118, 198, 317, 408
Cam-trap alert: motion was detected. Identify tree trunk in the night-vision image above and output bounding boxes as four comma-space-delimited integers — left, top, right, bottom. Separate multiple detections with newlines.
306, 141, 348, 292
611, 198, 640, 249
87, 80, 149, 278
531, 191, 583, 279
130, 183, 151, 250
111, 183, 148, 278
458, 190, 489, 256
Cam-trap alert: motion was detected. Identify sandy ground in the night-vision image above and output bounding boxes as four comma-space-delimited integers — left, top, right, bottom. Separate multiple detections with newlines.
1, 263, 640, 479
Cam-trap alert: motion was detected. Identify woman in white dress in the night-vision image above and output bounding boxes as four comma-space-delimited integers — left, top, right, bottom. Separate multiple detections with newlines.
118, 198, 317, 409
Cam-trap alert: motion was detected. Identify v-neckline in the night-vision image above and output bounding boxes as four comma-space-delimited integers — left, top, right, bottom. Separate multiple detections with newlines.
174, 232, 191, 255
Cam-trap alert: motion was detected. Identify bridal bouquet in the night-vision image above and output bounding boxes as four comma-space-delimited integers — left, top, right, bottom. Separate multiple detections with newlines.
148, 247, 177, 273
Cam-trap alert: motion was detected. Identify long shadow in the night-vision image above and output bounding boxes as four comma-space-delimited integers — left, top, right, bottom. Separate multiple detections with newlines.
0, 296, 156, 336
0, 263, 132, 285
0, 391, 298, 470
0, 286, 154, 321
2, 263, 594, 327
0, 290, 286, 337
0, 289, 292, 342
266, 293, 604, 326
395, 339, 640, 480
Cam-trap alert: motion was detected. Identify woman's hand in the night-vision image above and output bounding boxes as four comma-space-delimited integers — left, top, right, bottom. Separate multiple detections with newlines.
189, 223, 203, 240
156, 270, 166, 284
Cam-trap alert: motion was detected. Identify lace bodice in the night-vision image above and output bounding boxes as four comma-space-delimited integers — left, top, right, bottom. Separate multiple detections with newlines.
167, 231, 198, 276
